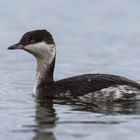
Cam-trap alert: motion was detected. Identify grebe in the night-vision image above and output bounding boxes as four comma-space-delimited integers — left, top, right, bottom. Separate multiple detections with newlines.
8, 30, 140, 103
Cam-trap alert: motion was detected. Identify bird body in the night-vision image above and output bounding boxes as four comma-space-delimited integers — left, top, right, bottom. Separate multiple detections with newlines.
8, 30, 140, 103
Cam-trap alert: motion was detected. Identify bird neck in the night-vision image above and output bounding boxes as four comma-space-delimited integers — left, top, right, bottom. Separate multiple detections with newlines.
33, 57, 55, 95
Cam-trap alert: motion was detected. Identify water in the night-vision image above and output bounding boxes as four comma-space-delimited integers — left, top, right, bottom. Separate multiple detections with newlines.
1, 0, 140, 140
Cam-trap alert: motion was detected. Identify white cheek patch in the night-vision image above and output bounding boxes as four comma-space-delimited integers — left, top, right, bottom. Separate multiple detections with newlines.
24, 41, 56, 61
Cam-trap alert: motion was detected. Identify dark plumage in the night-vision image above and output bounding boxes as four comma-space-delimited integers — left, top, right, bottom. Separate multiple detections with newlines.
40, 74, 140, 98
19, 30, 54, 45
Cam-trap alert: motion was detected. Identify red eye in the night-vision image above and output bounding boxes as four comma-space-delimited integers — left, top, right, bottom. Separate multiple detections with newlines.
30, 39, 36, 44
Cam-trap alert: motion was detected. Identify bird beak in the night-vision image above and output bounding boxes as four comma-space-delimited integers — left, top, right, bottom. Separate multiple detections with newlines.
8, 44, 23, 50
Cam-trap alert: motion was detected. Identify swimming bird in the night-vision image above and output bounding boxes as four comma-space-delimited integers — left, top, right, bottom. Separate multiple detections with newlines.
8, 30, 140, 103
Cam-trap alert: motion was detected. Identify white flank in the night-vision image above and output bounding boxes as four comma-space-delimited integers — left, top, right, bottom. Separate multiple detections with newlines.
79, 85, 140, 102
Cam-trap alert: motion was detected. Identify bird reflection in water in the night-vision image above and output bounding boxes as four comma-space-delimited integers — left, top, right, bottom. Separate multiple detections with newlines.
32, 99, 58, 140
28, 97, 140, 140
53, 99, 140, 114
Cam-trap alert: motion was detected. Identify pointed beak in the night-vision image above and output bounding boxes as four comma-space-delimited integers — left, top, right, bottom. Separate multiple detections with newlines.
8, 44, 23, 50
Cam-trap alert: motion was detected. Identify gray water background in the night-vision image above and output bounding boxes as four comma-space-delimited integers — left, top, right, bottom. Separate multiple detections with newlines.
1, 0, 140, 140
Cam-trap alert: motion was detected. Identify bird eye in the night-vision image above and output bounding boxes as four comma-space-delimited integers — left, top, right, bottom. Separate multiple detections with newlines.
30, 39, 36, 44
